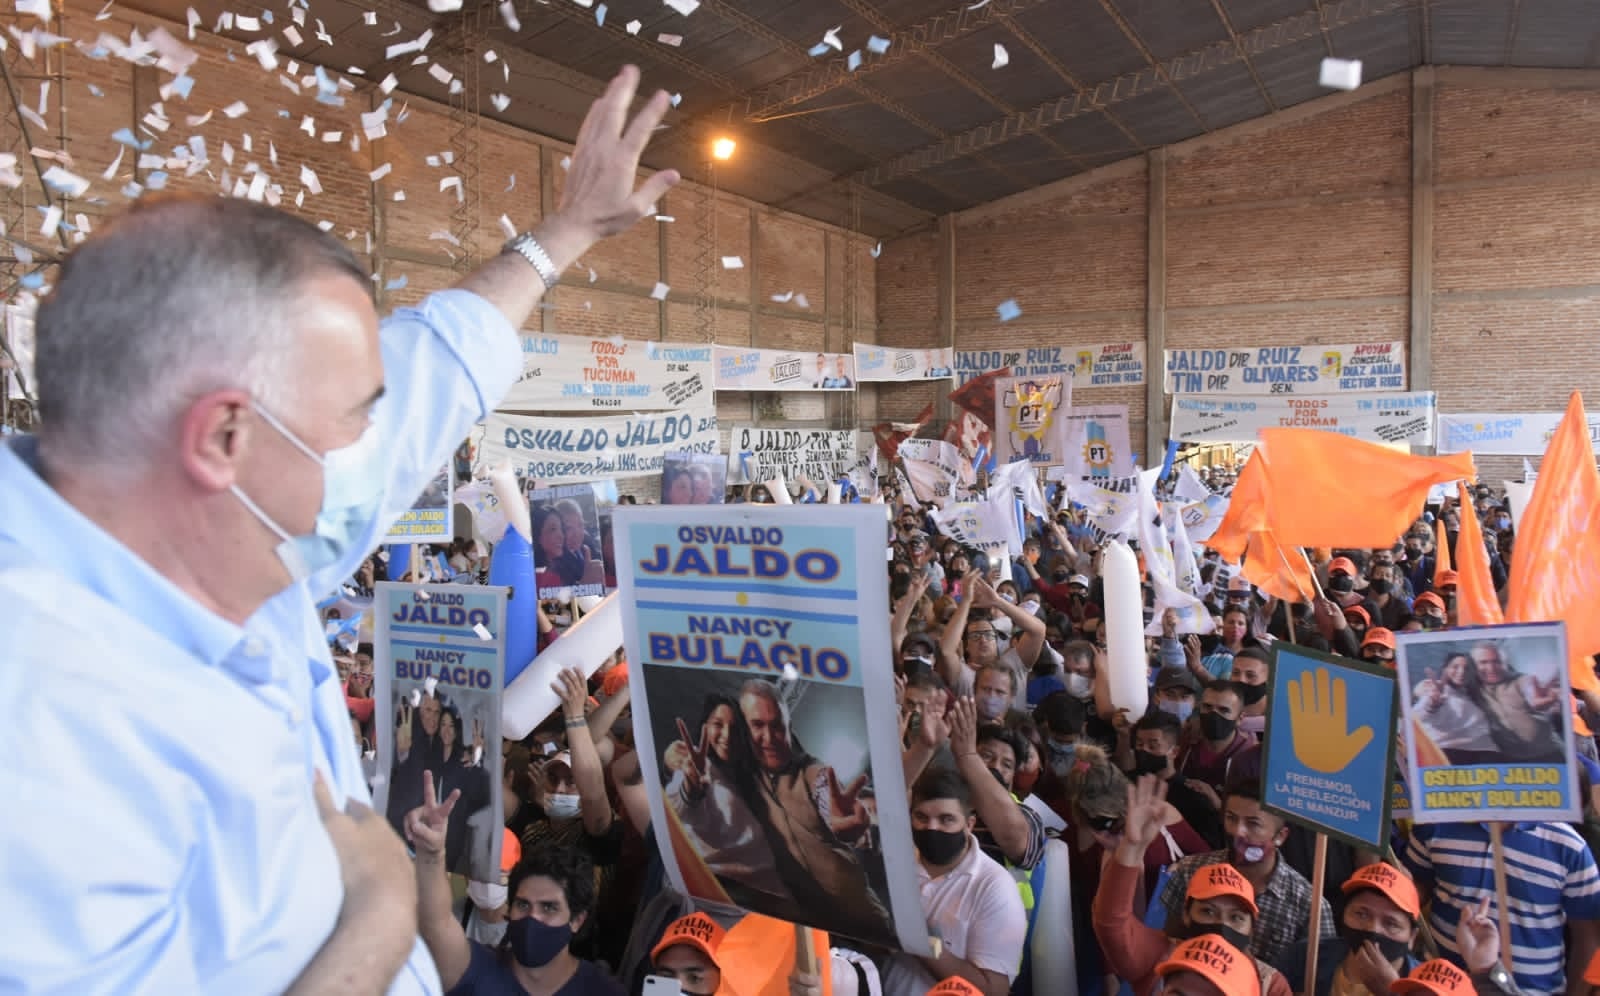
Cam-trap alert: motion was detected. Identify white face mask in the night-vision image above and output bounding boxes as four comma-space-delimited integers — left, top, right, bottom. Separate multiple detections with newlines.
545, 792, 582, 821
1064, 673, 1093, 698
467, 880, 508, 911
230, 402, 385, 585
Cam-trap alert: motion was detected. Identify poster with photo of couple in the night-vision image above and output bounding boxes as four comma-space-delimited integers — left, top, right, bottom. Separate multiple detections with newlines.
614, 503, 931, 955
1395, 621, 1579, 824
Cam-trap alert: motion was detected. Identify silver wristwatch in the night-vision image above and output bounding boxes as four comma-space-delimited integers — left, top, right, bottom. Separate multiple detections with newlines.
503, 232, 560, 290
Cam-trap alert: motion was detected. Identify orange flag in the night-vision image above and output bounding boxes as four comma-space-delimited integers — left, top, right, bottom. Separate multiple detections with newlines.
1505, 392, 1600, 695
1255, 429, 1476, 548
1241, 530, 1317, 603
1209, 449, 1270, 564
1452, 481, 1503, 627
1432, 514, 1453, 588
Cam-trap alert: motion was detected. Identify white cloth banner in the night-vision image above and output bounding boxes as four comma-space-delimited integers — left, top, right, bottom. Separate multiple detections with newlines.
498, 333, 713, 411
1146, 497, 1214, 636
989, 459, 1050, 523
1169, 392, 1437, 446
995, 374, 1070, 467
899, 439, 967, 486
954, 342, 1144, 388
903, 457, 959, 509
930, 499, 1015, 552
853, 344, 954, 382
729, 425, 855, 484
1172, 464, 1212, 503
1065, 474, 1143, 544
1163, 341, 1406, 395
1055, 404, 1135, 480
477, 409, 719, 483
714, 346, 855, 392
1436, 412, 1600, 456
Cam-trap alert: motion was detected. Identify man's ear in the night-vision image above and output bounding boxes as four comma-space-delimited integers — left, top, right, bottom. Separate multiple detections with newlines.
965, 812, 978, 834
569, 911, 587, 935
179, 390, 251, 493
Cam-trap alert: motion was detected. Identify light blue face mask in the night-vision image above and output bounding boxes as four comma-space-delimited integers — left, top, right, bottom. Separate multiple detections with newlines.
231, 402, 385, 585
1158, 699, 1195, 723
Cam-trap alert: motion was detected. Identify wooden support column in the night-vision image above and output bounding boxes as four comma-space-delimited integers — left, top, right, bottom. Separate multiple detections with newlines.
1144, 149, 1168, 461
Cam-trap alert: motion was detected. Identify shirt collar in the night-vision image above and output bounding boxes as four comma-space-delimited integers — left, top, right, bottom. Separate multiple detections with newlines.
0, 436, 243, 666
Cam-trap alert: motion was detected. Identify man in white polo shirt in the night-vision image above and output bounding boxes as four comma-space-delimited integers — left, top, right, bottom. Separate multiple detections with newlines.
882, 768, 1027, 996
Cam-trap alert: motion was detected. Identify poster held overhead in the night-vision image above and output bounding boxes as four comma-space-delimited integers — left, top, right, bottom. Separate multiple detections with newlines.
1394, 622, 1578, 825
614, 504, 929, 955
386, 462, 454, 542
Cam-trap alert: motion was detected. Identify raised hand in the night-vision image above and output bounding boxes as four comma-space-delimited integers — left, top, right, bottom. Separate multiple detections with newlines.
824, 768, 871, 841
1455, 896, 1502, 974
395, 702, 413, 755
551, 667, 589, 721
403, 769, 461, 861
894, 672, 908, 710
919, 703, 951, 750
555, 67, 680, 242
1422, 667, 1445, 710
668, 716, 710, 794
1118, 774, 1169, 858
948, 695, 980, 759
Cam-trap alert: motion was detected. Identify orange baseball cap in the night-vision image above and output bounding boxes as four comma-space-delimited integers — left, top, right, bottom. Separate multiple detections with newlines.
928, 978, 984, 996
651, 912, 726, 964
1186, 863, 1260, 917
1328, 557, 1358, 577
1344, 605, 1371, 627
1413, 591, 1446, 614
1435, 569, 1458, 588
1342, 863, 1420, 919
501, 827, 522, 873
1156, 934, 1262, 996
1391, 959, 1473, 996
1585, 947, 1600, 987
1362, 627, 1396, 650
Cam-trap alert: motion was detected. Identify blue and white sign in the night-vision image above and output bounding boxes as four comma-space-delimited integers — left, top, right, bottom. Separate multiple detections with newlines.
1164, 341, 1406, 395
1261, 643, 1397, 848
852, 344, 954, 382
1436, 411, 1600, 456
477, 408, 719, 483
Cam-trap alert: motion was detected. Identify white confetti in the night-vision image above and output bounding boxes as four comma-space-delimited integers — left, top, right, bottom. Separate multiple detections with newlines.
1319, 57, 1362, 91
234, 14, 260, 31
428, 0, 462, 10
321, 131, 341, 143
38, 203, 61, 236
822, 25, 842, 51
363, 10, 376, 24
41, 164, 88, 196
625, 18, 641, 34
595, 3, 606, 25
427, 63, 453, 85
771, 291, 793, 303
281, 24, 301, 45
867, 35, 890, 54
100, 145, 123, 180
300, 164, 320, 194
664, 0, 698, 13
498, 214, 516, 239
870, 242, 882, 258
379, 73, 398, 94
498, 0, 519, 30
992, 43, 1008, 69
781, 663, 799, 682
794, 293, 810, 309
847, 49, 862, 72
658, 33, 682, 46
650, 281, 669, 300
996, 298, 1021, 321
559, 155, 571, 171
222, 100, 248, 118
15, 0, 50, 19
186, 110, 213, 127
588, 268, 597, 283
245, 38, 278, 70
409, 688, 422, 707
720, 255, 743, 269
654, 214, 675, 222
669, 92, 682, 107
424, 675, 440, 695
473, 623, 493, 641
185, 6, 200, 38
491, 93, 509, 111
440, 175, 463, 200
370, 162, 391, 182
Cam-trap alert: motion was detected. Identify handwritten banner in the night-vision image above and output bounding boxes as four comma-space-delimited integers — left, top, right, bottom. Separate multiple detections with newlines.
498, 332, 713, 411
729, 426, 855, 485
955, 342, 1144, 389
852, 344, 954, 382
714, 346, 855, 392
1437, 412, 1600, 456
1169, 392, 1437, 446
1163, 341, 1406, 395
478, 408, 719, 484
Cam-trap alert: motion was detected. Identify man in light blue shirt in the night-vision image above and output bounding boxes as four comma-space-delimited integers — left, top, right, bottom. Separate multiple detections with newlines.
0, 65, 678, 994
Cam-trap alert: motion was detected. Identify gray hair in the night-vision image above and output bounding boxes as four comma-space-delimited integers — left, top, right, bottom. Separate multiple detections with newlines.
34, 194, 368, 474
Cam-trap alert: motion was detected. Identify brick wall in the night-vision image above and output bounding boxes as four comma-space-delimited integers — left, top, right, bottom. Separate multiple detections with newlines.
877, 68, 1600, 483
4, 0, 879, 500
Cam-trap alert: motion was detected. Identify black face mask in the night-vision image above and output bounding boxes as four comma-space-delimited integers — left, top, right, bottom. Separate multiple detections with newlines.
1367, 578, 1392, 595
1329, 576, 1355, 594
505, 916, 573, 968
1239, 682, 1268, 706
912, 827, 967, 867
1180, 916, 1251, 956
1342, 925, 1412, 963
1133, 750, 1169, 777
1405, 547, 1422, 560
1199, 712, 1237, 742
1420, 616, 1444, 631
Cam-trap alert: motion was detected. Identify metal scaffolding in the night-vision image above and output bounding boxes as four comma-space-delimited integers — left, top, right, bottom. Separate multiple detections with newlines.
446, 2, 487, 270
693, 161, 718, 343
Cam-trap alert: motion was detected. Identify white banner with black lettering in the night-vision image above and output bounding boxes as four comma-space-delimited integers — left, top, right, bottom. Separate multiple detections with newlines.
477, 409, 720, 483
729, 426, 856, 485
1163, 341, 1406, 395
499, 333, 713, 411
852, 344, 955, 382
1169, 392, 1437, 446
955, 342, 1145, 389
714, 346, 856, 392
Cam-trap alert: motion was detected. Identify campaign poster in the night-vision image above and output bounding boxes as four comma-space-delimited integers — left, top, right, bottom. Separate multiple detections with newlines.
528, 483, 606, 600
500, 332, 713, 411
852, 344, 955, 382
1260, 644, 1396, 849
372, 581, 506, 883
729, 426, 856, 486
1163, 341, 1407, 395
714, 346, 856, 392
662, 451, 730, 505
1070, 342, 1145, 388
387, 462, 454, 542
1055, 404, 1135, 481
477, 408, 720, 483
1168, 392, 1437, 447
994, 374, 1069, 468
614, 504, 928, 954
954, 344, 1074, 388
1436, 412, 1600, 456
1395, 622, 1579, 825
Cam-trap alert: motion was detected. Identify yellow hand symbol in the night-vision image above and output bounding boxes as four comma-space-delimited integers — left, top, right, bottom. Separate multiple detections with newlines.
1288, 667, 1375, 774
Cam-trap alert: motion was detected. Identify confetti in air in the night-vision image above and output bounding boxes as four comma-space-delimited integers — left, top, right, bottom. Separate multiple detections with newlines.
997, 298, 1021, 321
992, 43, 1009, 69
